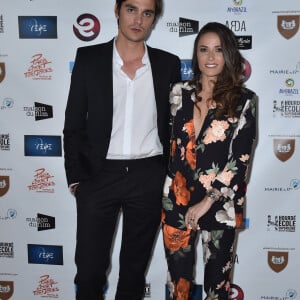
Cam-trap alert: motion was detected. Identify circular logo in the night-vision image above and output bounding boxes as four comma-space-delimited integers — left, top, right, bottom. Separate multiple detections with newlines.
233, 0, 243, 6
73, 13, 100, 41
3, 97, 14, 108
242, 58, 252, 82
230, 283, 244, 300
285, 78, 294, 88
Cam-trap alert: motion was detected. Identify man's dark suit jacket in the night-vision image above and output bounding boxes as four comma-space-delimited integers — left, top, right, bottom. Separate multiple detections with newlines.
63, 39, 181, 186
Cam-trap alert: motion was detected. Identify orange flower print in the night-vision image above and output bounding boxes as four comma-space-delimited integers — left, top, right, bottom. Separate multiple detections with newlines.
235, 213, 243, 228
174, 277, 190, 300
203, 120, 229, 144
171, 140, 176, 158
184, 119, 195, 139
163, 224, 191, 252
199, 173, 216, 190
186, 140, 196, 169
170, 171, 190, 206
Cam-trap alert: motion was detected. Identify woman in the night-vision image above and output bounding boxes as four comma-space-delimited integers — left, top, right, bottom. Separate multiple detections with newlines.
162, 22, 257, 300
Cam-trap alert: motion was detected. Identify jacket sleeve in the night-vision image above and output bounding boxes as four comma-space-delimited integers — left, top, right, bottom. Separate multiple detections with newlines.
211, 92, 257, 204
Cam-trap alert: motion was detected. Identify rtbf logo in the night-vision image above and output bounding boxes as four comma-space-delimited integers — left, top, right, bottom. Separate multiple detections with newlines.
230, 283, 244, 300
73, 14, 100, 41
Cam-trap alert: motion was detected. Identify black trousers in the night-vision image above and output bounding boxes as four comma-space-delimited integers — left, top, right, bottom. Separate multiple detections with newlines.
74, 156, 166, 300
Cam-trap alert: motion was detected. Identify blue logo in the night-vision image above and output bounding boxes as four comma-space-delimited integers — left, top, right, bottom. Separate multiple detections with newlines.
18, 16, 57, 39
27, 244, 63, 265
181, 59, 193, 80
24, 135, 62, 157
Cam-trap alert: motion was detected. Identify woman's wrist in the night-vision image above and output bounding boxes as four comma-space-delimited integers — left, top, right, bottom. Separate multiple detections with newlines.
206, 188, 222, 202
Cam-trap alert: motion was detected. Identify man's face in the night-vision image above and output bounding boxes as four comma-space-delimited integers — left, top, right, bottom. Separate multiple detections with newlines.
115, 0, 156, 43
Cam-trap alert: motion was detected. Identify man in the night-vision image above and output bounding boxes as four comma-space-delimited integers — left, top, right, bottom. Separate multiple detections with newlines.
63, 0, 181, 299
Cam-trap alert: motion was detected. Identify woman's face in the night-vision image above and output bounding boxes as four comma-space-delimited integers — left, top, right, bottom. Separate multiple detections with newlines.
197, 32, 225, 80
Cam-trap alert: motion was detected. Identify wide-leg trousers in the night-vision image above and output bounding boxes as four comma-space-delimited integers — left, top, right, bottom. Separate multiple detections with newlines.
74, 156, 166, 300
163, 224, 236, 300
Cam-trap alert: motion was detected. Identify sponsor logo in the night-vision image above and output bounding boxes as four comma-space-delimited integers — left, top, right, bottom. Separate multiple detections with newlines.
0, 209, 17, 221
230, 283, 244, 300
0, 98, 14, 110
0, 176, 9, 197
166, 17, 198, 37
23, 102, 53, 120
227, 0, 247, 14
73, 13, 100, 41
0, 134, 10, 151
279, 78, 299, 96
18, 16, 57, 39
265, 178, 300, 192
0, 281, 14, 300
24, 135, 62, 157
273, 138, 295, 161
277, 15, 300, 39
33, 275, 59, 298
267, 215, 296, 232
0, 62, 6, 83
226, 20, 246, 32
24, 53, 53, 80
0, 15, 4, 34
0, 242, 14, 258
260, 289, 297, 300
273, 99, 300, 118
26, 213, 55, 231
268, 251, 288, 273
242, 58, 251, 82
235, 35, 252, 50
28, 168, 55, 193
27, 244, 63, 265
181, 59, 193, 80
270, 62, 300, 75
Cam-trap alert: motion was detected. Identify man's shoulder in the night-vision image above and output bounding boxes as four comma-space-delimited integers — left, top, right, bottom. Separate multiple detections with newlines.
77, 39, 114, 55
147, 45, 179, 60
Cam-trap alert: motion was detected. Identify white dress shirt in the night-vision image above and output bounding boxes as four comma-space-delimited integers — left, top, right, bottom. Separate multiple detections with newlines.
106, 39, 163, 160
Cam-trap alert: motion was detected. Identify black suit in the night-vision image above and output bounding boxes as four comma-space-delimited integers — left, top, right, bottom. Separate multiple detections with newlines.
63, 39, 181, 300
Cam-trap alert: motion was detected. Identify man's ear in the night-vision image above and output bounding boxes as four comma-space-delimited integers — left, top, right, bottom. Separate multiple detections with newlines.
114, 4, 119, 19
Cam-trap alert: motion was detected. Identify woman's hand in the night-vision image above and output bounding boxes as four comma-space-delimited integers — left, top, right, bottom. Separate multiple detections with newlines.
185, 196, 215, 230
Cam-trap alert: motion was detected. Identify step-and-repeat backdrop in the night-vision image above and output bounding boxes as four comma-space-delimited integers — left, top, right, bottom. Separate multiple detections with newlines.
0, 0, 299, 299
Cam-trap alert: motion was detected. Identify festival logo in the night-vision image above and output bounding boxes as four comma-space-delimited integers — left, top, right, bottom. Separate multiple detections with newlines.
268, 251, 288, 273
279, 78, 299, 96
23, 102, 53, 120
273, 139, 295, 162
26, 213, 55, 231
73, 13, 100, 41
18, 16, 57, 39
0, 134, 10, 151
166, 17, 198, 37
273, 100, 300, 118
0, 176, 9, 197
0, 281, 14, 300
28, 168, 55, 193
277, 15, 300, 39
0, 242, 14, 258
24, 135, 62, 157
27, 244, 63, 265
33, 275, 59, 298
267, 215, 296, 232
227, 0, 247, 14
24, 53, 53, 80
181, 60, 193, 80
0, 62, 5, 83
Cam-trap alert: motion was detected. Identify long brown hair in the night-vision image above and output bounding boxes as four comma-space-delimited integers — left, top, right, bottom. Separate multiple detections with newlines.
190, 22, 245, 117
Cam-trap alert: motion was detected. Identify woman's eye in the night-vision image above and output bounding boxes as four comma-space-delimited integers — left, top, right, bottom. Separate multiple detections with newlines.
216, 47, 223, 52
199, 47, 207, 53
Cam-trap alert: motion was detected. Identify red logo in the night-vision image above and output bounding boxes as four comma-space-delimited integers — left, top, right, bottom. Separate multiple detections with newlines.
230, 283, 244, 300
73, 13, 100, 41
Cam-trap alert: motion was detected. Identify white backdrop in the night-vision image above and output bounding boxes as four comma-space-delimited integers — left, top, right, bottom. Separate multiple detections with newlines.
0, 0, 300, 299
